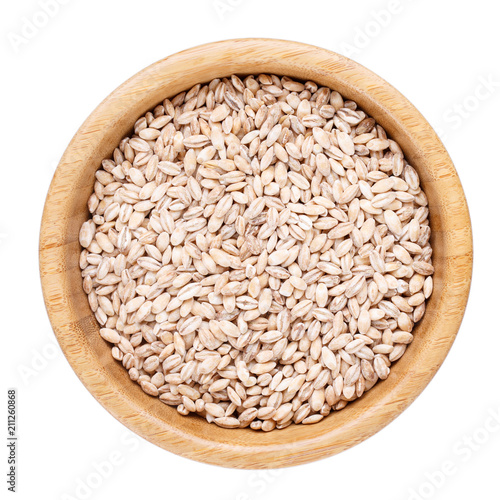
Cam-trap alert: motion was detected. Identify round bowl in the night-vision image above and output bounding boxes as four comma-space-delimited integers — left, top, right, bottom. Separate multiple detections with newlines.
39, 38, 472, 468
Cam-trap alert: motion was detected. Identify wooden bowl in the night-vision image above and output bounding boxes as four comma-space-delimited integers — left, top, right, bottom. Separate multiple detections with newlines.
39, 38, 472, 468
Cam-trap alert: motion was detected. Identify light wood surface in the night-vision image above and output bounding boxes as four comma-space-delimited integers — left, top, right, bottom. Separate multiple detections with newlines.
39, 38, 473, 469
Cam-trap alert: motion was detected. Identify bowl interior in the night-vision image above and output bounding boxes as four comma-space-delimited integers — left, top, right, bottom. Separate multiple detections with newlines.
40, 39, 472, 468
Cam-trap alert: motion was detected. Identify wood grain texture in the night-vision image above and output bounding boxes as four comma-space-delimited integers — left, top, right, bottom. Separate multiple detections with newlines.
39, 38, 473, 469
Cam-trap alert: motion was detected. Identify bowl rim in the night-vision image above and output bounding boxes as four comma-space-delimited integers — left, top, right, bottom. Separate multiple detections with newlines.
39, 38, 473, 468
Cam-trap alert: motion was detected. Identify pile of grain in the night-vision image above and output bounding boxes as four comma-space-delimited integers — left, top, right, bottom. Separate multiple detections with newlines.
79, 74, 434, 430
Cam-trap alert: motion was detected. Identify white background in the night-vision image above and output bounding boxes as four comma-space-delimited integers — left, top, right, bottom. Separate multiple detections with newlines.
2, 0, 499, 499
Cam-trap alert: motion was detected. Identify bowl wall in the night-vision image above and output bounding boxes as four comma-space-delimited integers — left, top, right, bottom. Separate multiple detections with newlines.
40, 38, 472, 468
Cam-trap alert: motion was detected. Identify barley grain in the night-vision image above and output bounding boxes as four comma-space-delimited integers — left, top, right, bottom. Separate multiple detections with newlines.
81, 73, 433, 431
